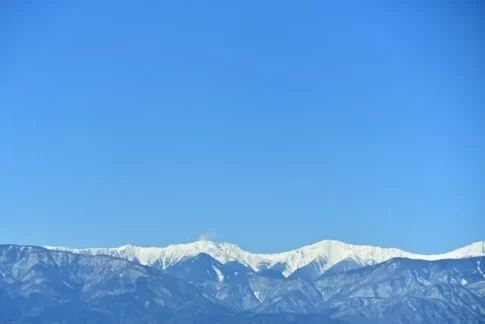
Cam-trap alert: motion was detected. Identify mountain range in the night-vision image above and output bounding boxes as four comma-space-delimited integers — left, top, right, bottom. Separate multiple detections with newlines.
45, 240, 485, 279
1, 240, 484, 323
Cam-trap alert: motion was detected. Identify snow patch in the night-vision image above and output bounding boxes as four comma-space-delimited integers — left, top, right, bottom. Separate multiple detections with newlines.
477, 260, 485, 279
63, 281, 74, 289
212, 265, 224, 282
254, 290, 261, 302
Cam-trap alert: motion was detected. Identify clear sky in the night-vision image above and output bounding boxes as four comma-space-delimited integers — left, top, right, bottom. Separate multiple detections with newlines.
1, 1, 483, 254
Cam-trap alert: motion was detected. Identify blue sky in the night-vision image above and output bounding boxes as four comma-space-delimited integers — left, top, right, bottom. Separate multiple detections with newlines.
1, 1, 483, 254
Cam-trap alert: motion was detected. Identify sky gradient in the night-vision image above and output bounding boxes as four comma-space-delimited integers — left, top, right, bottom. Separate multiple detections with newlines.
1, 1, 483, 254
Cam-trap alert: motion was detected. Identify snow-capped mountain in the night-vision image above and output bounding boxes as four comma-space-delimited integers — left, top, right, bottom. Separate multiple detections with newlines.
45, 240, 485, 279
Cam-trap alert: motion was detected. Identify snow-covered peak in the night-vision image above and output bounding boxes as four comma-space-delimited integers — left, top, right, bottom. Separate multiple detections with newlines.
45, 240, 485, 278
152, 240, 269, 269
433, 241, 485, 259
269, 240, 485, 276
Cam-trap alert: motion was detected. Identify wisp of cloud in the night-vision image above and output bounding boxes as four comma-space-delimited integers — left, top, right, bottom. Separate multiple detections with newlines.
198, 232, 217, 241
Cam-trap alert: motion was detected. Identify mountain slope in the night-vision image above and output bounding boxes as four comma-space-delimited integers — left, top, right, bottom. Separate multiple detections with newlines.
164, 253, 252, 284
197, 273, 325, 313
315, 256, 485, 323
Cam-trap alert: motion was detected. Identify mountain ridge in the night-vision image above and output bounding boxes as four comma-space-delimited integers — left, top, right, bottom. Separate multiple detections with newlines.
45, 240, 485, 278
